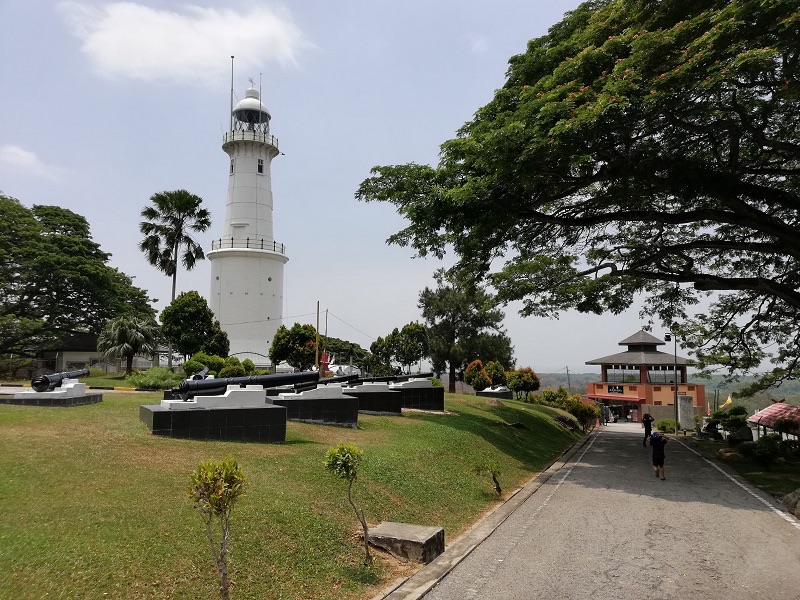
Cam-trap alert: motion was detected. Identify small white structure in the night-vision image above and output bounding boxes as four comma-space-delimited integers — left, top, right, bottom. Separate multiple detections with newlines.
208, 84, 287, 359
161, 384, 267, 409
14, 379, 88, 400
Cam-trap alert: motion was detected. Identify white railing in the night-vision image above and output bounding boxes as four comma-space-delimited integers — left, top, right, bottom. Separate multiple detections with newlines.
222, 131, 279, 148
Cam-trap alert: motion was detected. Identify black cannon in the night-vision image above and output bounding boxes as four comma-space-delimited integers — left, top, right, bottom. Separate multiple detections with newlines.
191, 366, 210, 380
31, 368, 91, 393
172, 371, 319, 400
287, 373, 361, 394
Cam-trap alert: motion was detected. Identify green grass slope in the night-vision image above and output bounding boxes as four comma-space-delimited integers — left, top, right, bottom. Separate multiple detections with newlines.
0, 392, 579, 599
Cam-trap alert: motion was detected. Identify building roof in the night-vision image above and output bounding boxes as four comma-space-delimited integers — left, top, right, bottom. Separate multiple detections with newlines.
747, 401, 800, 434
586, 329, 689, 366
618, 330, 665, 346
585, 350, 690, 366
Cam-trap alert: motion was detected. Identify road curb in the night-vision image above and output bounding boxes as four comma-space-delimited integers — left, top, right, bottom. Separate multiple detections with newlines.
372, 431, 597, 600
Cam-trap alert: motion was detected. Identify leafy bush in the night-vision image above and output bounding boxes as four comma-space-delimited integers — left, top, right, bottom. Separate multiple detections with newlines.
224, 356, 241, 366
190, 352, 226, 376
464, 360, 491, 391
506, 367, 541, 401
125, 367, 183, 390
183, 360, 205, 377
774, 418, 800, 437
242, 359, 255, 375
186, 457, 247, 600
429, 377, 443, 388
484, 361, 507, 386
219, 363, 246, 378
325, 442, 371, 566
656, 418, 676, 433
752, 434, 781, 469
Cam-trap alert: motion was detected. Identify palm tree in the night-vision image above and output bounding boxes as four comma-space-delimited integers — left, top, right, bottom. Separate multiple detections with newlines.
97, 315, 160, 376
139, 190, 211, 367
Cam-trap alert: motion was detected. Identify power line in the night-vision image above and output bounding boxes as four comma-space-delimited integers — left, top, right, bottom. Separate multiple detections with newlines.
326, 311, 377, 342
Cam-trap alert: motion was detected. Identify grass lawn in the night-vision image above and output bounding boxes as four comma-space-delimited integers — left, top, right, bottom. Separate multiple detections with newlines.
0, 391, 579, 599
687, 438, 800, 497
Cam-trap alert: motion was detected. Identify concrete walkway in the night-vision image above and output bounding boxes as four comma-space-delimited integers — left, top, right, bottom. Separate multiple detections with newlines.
377, 422, 800, 600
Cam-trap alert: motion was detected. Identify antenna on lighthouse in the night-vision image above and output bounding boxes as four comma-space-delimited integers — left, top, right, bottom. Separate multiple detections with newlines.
229, 56, 235, 132
259, 73, 263, 132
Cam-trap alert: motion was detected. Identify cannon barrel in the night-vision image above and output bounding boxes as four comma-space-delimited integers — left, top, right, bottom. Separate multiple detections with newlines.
191, 366, 210, 381
173, 371, 319, 400
31, 368, 91, 393
318, 374, 361, 386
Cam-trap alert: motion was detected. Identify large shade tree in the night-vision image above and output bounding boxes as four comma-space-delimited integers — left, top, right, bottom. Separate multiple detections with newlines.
139, 189, 211, 366
0, 195, 155, 358
358, 0, 800, 394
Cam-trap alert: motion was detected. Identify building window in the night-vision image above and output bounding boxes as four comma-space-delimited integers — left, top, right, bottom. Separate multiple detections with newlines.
230, 160, 234, 175
257, 159, 264, 174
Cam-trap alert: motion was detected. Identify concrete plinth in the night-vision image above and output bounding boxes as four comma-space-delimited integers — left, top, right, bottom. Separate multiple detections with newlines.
368, 521, 445, 563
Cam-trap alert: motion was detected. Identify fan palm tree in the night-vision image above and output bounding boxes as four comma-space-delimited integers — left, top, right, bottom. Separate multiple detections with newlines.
139, 189, 211, 367
97, 315, 160, 376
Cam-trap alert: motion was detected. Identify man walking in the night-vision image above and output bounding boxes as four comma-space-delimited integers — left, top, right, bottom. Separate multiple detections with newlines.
642, 412, 654, 447
650, 432, 668, 480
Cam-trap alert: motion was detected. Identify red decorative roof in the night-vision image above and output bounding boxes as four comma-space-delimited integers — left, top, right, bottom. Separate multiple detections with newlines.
748, 401, 800, 434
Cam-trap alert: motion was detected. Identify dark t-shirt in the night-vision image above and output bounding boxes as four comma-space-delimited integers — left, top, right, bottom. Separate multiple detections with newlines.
642, 415, 654, 433
651, 436, 667, 462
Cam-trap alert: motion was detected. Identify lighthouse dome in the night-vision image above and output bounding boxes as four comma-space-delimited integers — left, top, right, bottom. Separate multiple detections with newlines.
233, 87, 271, 124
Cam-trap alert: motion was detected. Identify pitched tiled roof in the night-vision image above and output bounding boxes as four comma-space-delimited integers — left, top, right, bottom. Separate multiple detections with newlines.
585, 350, 689, 366
748, 401, 800, 434
618, 330, 665, 346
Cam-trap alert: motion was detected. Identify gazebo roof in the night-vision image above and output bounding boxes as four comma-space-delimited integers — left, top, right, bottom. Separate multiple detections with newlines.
618, 330, 665, 346
586, 329, 689, 366
585, 350, 690, 366
748, 401, 800, 434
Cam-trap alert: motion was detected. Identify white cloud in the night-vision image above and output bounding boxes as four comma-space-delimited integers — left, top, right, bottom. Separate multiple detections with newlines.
0, 145, 69, 181
467, 33, 489, 56
59, 2, 310, 85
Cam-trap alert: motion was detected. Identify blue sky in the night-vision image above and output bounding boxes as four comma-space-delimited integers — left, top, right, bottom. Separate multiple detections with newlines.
0, 0, 662, 373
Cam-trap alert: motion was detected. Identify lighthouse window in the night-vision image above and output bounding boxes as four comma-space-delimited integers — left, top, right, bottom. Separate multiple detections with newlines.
230, 160, 234, 175
257, 159, 264, 174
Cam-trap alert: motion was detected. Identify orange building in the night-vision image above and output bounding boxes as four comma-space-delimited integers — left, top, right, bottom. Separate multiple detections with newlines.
585, 330, 706, 423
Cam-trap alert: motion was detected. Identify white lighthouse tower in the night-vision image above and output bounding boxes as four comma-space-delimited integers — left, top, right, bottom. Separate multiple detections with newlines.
207, 84, 287, 362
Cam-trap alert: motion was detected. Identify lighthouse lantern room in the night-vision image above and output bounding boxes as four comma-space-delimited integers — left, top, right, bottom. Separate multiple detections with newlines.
207, 83, 287, 363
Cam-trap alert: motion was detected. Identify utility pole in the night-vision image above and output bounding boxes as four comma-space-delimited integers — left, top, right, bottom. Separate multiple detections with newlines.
566, 366, 572, 393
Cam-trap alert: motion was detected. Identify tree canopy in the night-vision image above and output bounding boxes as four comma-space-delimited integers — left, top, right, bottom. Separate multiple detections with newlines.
419, 269, 506, 392
0, 195, 155, 357
269, 323, 317, 371
357, 0, 800, 392
160, 291, 217, 359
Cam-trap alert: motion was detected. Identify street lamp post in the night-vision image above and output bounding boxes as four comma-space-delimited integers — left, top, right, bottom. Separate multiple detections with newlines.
665, 331, 679, 434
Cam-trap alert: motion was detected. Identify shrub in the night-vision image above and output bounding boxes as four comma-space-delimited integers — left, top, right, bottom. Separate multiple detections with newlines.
125, 367, 183, 390
656, 418, 676, 434
242, 359, 255, 375
774, 418, 800, 437
219, 363, 246, 378
186, 457, 247, 600
429, 377, 443, 388
324, 442, 371, 566
506, 367, 541, 401
483, 361, 507, 386
183, 360, 205, 377
464, 360, 491, 391
752, 434, 781, 469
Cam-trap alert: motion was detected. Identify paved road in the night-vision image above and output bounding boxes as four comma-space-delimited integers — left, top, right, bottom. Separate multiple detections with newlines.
418, 422, 800, 600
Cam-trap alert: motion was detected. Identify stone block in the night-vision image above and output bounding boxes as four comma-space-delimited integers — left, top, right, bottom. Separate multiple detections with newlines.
367, 521, 444, 564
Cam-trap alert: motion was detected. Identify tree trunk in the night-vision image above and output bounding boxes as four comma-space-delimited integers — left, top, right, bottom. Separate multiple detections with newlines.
167, 258, 177, 369
126, 354, 133, 376
448, 361, 456, 394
